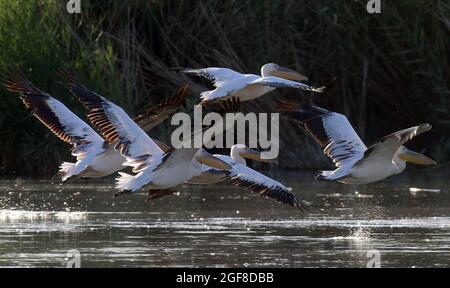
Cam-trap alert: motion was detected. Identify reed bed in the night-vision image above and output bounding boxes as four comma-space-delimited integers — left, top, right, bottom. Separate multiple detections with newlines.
0, 0, 448, 177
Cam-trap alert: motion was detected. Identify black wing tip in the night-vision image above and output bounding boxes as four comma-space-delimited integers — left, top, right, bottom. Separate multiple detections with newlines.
134, 84, 189, 122
226, 176, 309, 213
158, 84, 189, 108
218, 97, 240, 114
58, 70, 105, 110
175, 84, 189, 102
58, 69, 96, 96
1, 68, 43, 96
277, 99, 330, 114
0, 64, 25, 81
158, 84, 189, 109
294, 199, 311, 213
57, 69, 78, 83
267, 189, 309, 213
276, 99, 302, 111
201, 97, 240, 114
58, 69, 86, 95
277, 101, 332, 129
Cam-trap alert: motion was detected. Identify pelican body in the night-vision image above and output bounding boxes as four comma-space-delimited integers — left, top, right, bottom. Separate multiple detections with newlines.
77, 148, 127, 178
183, 63, 324, 104
117, 147, 230, 197
62, 78, 232, 198
279, 101, 436, 185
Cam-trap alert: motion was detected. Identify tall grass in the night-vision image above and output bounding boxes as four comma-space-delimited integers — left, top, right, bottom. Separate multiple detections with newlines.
0, 0, 135, 176
0, 0, 448, 177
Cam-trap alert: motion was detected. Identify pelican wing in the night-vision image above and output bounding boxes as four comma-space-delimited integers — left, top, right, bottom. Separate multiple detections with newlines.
224, 163, 307, 211
179, 96, 240, 149
357, 124, 432, 165
251, 76, 325, 93
182, 68, 243, 87
379, 124, 432, 146
60, 71, 164, 163
203, 96, 241, 114
133, 85, 188, 133
2, 74, 104, 159
279, 101, 367, 167
186, 169, 228, 185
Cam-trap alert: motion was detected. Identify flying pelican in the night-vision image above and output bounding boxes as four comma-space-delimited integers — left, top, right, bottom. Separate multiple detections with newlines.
62, 76, 234, 199
189, 144, 308, 211
2, 72, 186, 181
182, 63, 325, 104
278, 101, 436, 184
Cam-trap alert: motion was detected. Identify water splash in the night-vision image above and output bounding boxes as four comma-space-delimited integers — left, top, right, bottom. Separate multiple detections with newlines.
349, 225, 372, 240
0, 210, 87, 223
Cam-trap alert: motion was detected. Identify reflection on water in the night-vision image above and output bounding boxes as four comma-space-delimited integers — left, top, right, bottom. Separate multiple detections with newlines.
0, 170, 449, 268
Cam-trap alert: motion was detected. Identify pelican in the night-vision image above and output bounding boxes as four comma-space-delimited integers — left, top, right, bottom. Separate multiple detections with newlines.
3, 72, 186, 181
63, 77, 234, 199
189, 144, 308, 211
182, 63, 325, 104
279, 101, 436, 184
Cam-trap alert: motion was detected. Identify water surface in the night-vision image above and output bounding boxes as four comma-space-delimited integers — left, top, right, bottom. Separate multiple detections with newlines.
0, 170, 449, 268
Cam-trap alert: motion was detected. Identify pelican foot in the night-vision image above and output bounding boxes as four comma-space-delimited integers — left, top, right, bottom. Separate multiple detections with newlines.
145, 189, 176, 203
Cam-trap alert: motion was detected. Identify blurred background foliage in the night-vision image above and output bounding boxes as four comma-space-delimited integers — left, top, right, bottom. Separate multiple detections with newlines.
0, 0, 448, 177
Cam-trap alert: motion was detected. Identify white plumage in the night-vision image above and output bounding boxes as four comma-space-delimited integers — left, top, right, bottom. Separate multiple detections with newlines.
183, 63, 324, 104
3, 74, 106, 181
189, 144, 307, 210
279, 101, 436, 184
64, 79, 232, 196
4, 72, 187, 181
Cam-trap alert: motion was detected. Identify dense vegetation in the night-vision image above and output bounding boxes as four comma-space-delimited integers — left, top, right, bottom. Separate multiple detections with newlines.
0, 0, 448, 177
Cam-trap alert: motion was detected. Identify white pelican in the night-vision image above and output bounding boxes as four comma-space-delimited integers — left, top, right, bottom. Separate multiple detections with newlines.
189, 144, 308, 211
63, 77, 234, 199
3, 72, 186, 181
279, 101, 436, 184
182, 63, 325, 104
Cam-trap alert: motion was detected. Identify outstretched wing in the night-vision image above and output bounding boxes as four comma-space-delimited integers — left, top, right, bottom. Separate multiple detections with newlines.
59, 71, 164, 163
279, 101, 367, 168
182, 67, 243, 87
133, 85, 188, 132
209, 154, 307, 211
224, 162, 308, 211
359, 124, 432, 165
204, 96, 241, 114
2, 72, 104, 159
251, 76, 325, 93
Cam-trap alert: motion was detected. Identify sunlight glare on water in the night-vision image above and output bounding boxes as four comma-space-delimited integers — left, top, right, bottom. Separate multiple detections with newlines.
0, 170, 449, 268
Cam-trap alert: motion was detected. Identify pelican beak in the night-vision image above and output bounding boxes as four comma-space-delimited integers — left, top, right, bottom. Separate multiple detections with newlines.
399, 149, 436, 166
196, 150, 232, 170
240, 148, 275, 163
272, 66, 308, 82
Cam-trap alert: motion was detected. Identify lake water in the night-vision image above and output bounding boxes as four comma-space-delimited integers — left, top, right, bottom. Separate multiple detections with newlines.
0, 170, 449, 268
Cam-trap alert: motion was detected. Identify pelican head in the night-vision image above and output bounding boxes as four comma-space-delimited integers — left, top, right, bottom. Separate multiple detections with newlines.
397, 146, 436, 166
261, 63, 308, 82
231, 144, 275, 165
